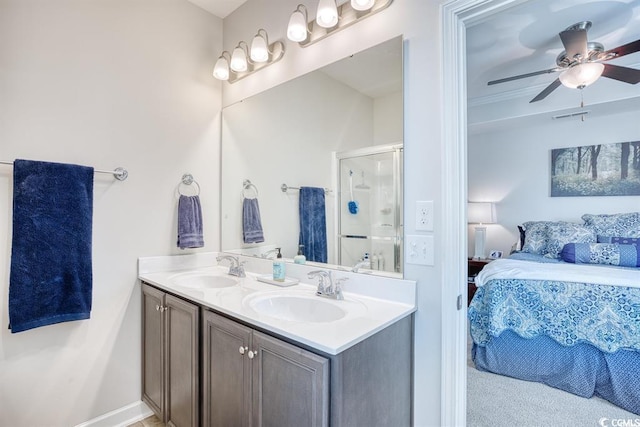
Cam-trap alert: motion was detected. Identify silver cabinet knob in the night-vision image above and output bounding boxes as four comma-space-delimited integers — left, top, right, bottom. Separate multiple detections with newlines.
155, 304, 160, 311
239, 346, 246, 355
248, 350, 256, 359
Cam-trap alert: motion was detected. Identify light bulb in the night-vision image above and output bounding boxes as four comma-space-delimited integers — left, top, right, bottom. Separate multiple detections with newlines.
212, 56, 229, 81
287, 9, 308, 42
559, 62, 604, 89
230, 45, 248, 72
316, 0, 338, 28
250, 33, 269, 63
351, 0, 375, 11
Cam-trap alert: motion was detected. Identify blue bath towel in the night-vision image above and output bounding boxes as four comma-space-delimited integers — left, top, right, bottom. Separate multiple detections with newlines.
177, 195, 204, 249
9, 159, 94, 333
243, 198, 265, 244
299, 187, 327, 263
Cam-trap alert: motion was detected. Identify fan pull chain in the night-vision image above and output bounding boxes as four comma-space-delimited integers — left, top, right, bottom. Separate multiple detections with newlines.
580, 89, 585, 122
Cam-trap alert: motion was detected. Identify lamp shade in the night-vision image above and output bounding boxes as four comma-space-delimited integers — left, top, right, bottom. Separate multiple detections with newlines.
230, 45, 248, 72
559, 62, 604, 89
250, 33, 269, 63
212, 56, 229, 80
351, 0, 375, 11
316, 0, 338, 28
468, 202, 496, 224
287, 8, 308, 42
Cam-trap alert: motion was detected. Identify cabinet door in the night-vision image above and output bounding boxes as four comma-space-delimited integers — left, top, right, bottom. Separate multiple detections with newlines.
165, 294, 200, 427
141, 284, 165, 421
252, 331, 329, 427
202, 310, 252, 427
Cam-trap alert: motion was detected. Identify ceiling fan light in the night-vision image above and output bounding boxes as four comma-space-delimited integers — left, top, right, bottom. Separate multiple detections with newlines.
316, 0, 338, 28
351, 0, 375, 11
559, 62, 605, 89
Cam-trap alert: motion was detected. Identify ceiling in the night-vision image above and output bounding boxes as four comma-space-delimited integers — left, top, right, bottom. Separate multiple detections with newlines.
466, 0, 640, 113
185, 0, 247, 18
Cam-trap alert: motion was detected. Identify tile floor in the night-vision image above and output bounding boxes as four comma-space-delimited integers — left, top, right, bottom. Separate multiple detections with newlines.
127, 414, 165, 427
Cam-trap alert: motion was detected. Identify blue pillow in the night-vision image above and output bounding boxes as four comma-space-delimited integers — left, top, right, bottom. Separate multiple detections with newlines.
561, 243, 640, 267
597, 236, 640, 245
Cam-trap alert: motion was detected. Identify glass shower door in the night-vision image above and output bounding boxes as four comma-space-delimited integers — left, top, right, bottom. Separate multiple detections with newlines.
337, 145, 403, 273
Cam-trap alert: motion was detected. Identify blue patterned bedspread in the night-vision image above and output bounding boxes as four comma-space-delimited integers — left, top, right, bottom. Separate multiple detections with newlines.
469, 276, 640, 353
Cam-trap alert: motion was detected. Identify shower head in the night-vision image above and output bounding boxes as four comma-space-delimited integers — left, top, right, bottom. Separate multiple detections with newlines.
355, 171, 370, 189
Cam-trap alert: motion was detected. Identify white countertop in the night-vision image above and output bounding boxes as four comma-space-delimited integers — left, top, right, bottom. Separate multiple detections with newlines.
138, 253, 416, 355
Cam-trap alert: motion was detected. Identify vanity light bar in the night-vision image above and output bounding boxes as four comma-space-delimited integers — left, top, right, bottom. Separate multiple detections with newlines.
288, 0, 393, 48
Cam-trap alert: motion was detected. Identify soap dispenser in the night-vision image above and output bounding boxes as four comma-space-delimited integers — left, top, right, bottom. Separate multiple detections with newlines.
273, 248, 286, 282
294, 244, 306, 264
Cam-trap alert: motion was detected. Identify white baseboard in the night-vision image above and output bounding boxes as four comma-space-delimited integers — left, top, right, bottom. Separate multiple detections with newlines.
74, 401, 153, 427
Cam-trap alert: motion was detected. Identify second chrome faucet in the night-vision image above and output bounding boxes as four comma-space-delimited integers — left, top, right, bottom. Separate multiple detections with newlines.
307, 270, 346, 300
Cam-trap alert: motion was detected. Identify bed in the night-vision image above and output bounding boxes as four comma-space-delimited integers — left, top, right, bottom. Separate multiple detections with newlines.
468, 213, 640, 416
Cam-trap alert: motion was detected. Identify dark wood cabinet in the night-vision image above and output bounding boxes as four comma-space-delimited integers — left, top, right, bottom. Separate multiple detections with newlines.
142, 283, 199, 427
202, 310, 329, 427
468, 258, 491, 305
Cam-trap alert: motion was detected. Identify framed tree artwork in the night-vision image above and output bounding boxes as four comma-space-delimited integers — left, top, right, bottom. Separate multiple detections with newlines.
551, 141, 640, 197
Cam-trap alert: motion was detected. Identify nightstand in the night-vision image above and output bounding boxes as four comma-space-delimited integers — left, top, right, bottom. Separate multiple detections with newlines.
468, 258, 492, 306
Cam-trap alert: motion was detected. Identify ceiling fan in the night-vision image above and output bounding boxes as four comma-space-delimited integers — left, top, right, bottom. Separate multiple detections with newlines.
487, 21, 640, 103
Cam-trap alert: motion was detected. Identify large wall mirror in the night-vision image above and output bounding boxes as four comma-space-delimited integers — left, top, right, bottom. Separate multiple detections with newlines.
221, 36, 403, 276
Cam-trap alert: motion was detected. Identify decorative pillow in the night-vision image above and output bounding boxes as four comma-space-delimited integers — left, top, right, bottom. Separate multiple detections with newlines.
545, 223, 596, 259
582, 212, 640, 239
521, 221, 552, 254
561, 243, 640, 267
597, 236, 640, 245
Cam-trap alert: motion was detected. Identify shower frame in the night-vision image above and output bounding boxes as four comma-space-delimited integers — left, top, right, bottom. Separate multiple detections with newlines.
334, 143, 403, 273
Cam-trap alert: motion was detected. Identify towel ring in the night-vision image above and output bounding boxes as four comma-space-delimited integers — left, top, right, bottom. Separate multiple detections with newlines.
242, 179, 259, 199
179, 173, 200, 196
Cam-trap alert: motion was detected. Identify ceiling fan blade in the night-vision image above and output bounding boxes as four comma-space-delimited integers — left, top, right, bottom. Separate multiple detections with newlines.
601, 63, 640, 84
603, 39, 640, 59
529, 78, 562, 103
559, 28, 588, 61
488, 68, 560, 85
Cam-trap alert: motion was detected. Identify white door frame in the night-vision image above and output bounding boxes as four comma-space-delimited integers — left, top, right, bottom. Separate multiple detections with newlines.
440, 0, 530, 425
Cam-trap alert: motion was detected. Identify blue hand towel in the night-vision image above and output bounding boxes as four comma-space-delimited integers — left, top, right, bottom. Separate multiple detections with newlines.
299, 187, 327, 263
177, 195, 204, 249
9, 159, 94, 333
243, 198, 265, 244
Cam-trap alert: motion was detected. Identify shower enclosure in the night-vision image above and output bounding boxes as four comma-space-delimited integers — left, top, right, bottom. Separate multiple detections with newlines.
336, 144, 403, 273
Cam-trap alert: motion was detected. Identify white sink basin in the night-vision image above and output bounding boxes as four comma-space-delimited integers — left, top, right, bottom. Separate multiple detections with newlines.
244, 291, 366, 323
171, 272, 238, 289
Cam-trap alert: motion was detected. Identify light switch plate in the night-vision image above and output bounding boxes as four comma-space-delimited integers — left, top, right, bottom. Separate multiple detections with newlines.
415, 201, 434, 231
406, 234, 434, 266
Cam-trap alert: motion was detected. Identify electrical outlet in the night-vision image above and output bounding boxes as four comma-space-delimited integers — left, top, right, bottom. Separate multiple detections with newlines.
416, 201, 434, 231
405, 235, 434, 266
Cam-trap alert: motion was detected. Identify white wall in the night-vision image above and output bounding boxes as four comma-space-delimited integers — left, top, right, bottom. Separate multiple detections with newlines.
469, 108, 640, 256
0, 1, 222, 425
221, 1, 444, 425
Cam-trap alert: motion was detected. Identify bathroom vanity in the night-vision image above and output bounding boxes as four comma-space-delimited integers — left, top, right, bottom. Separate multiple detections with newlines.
139, 253, 416, 427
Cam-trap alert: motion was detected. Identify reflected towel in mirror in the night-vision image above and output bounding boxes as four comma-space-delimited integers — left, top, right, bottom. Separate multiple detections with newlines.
299, 187, 327, 263
243, 197, 264, 243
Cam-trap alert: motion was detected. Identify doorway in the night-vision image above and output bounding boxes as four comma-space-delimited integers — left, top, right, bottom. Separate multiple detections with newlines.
441, 0, 527, 425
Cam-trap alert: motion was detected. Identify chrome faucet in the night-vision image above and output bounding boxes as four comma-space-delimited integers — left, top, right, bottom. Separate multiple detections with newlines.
308, 270, 346, 300
216, 254, 246, 278
352, 260, 371, 273
260, 248, 280, 259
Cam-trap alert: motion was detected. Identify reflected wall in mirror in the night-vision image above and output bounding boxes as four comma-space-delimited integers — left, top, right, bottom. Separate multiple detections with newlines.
221, 36, 403, 275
